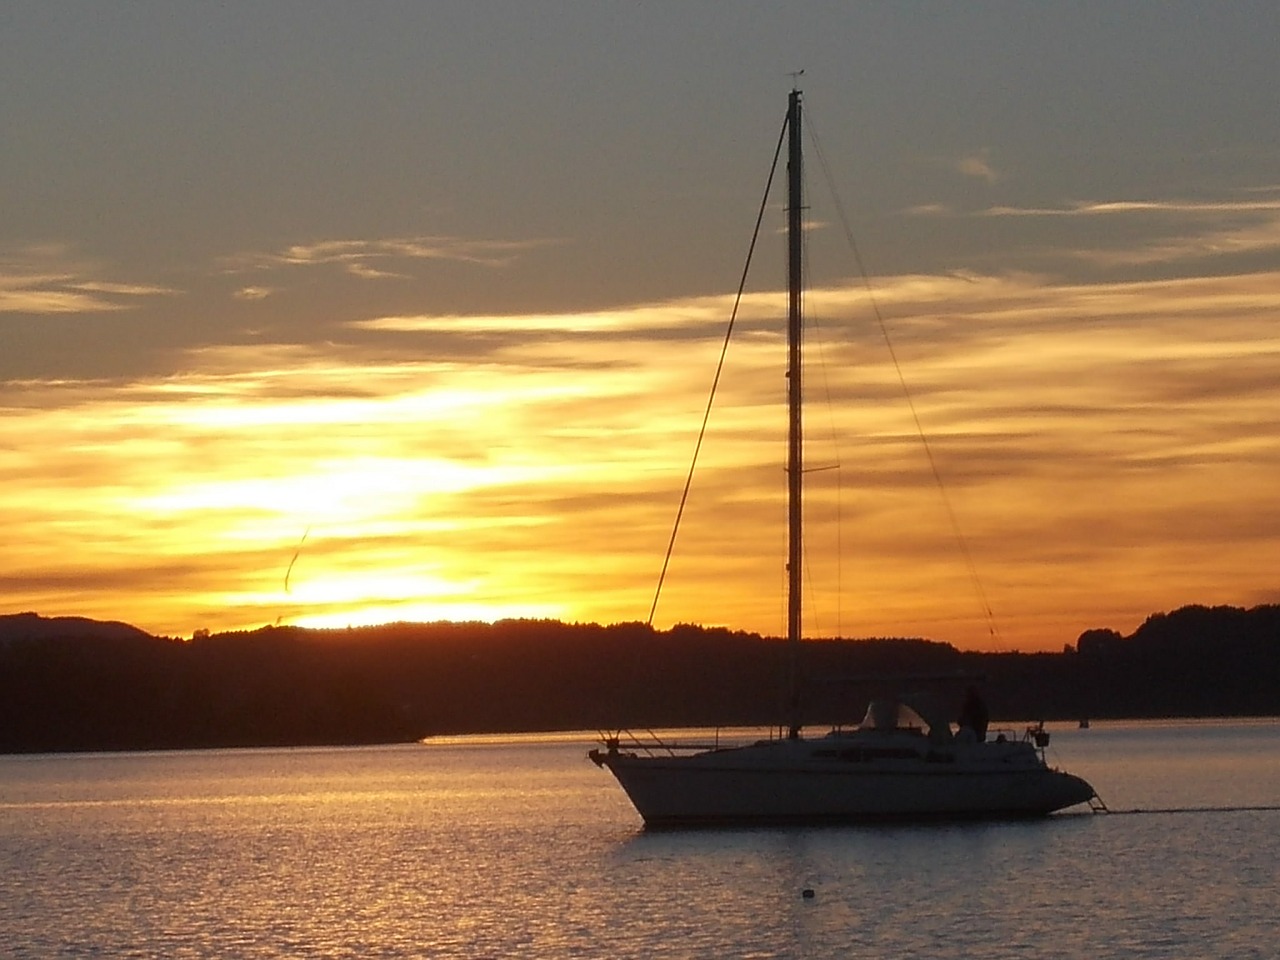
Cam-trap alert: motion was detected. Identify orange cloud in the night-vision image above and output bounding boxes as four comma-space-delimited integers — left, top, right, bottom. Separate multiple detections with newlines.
3, 265, 1277, 650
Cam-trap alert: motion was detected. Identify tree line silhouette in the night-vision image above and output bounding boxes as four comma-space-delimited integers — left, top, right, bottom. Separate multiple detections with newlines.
1, 604, 1276, 752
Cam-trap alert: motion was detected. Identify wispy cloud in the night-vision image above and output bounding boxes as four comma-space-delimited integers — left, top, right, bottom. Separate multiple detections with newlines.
0, 247, 176, 314
1028, 195, 1280, 268
224, 235, 553, 280
0, 275, 125, 314
1077, 216, 1280, 267
352, 294, 774, 337
956, 148, 999, 183
234, 286, 275, 301
983, 196, 1280, 217
903, 203, 953, 217
902, 190, 1280, 268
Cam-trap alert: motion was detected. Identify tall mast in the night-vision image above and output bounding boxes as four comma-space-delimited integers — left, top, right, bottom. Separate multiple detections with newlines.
785, 88, 804, 739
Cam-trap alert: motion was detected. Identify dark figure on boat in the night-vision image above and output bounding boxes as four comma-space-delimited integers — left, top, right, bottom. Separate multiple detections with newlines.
958, 686, 990, 742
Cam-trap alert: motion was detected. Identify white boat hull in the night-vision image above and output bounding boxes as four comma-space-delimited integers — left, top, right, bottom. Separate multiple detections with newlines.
591, 735, 1095, 826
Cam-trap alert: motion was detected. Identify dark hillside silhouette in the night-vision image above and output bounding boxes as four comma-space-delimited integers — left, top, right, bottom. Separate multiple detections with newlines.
1, 604, 1276, 753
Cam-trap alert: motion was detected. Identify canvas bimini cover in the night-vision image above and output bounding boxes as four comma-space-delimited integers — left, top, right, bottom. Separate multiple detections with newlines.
858, 696, 953, 741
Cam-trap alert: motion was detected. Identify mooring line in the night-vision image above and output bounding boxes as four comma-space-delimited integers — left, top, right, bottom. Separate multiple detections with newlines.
1091, 804, 1280, 816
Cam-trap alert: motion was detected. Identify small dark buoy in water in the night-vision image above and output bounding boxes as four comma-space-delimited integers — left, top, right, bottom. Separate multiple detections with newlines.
802, 888, 815, 899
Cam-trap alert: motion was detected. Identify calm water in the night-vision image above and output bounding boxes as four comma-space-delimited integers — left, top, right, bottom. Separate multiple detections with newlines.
2, 720, 1277, 959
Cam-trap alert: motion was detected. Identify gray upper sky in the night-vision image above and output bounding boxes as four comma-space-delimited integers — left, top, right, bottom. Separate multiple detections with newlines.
5, 2, 1278, 380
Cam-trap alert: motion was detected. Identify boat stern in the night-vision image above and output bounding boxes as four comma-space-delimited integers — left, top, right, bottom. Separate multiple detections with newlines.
1052, 770, 1099, 812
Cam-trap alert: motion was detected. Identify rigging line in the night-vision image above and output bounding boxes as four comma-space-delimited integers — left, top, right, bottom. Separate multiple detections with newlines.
802, 550, 824, 640
276, 523, 312, 627
806, 115, 1000, 643
647, 110, 790, 627
800, 211, 847, 640
283, 524, 312, 595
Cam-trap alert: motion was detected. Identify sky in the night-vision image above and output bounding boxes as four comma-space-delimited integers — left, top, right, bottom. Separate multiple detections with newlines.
3, 2, 1278, 651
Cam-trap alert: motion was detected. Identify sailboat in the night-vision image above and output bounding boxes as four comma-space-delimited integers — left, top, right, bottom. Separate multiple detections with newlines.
589, 89, 1097, 826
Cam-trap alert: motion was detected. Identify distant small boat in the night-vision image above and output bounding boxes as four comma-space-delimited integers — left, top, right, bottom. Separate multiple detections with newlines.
1079, 718, 1091, 729
590, 89, 1097, 826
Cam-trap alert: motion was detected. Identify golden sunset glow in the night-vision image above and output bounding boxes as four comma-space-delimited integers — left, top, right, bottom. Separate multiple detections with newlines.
4, 260, 1278, 650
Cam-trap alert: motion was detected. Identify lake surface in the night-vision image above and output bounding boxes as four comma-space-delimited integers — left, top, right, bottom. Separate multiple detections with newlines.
2, 720, 1277, 958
